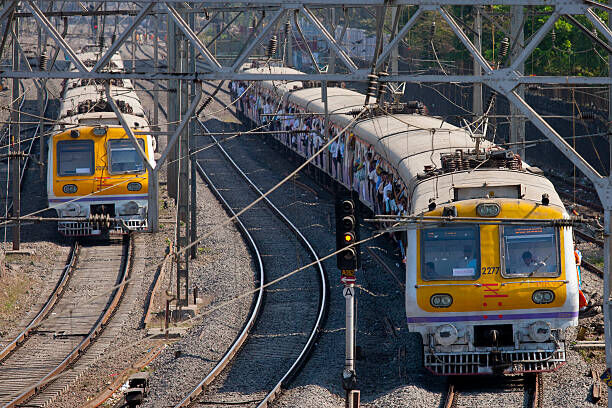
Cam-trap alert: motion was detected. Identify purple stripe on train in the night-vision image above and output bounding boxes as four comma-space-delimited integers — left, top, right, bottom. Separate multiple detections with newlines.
406, 311, 578, 323
49, 195, 147, 203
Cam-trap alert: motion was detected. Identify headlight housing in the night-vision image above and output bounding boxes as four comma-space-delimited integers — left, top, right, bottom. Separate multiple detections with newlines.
63, 184, 78, 194
430, 294, 453, 308
476, 202, 500, 217
119, 200, 140, 215
434, 324, 458, 346
127, 182, 142, 191
529, 321, 551, 342
532, 290, 555, 304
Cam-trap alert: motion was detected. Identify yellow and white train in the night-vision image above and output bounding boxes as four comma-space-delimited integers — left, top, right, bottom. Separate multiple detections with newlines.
47, 48, 155, 236
238, 66, 578, 375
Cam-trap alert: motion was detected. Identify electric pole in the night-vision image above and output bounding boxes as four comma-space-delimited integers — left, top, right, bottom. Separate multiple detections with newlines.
10, 16, 20, 251
473, 6, 483, 118
509, 6, 526, 159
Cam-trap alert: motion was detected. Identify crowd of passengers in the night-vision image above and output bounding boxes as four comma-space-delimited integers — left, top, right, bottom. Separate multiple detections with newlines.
230, 81, 409, 263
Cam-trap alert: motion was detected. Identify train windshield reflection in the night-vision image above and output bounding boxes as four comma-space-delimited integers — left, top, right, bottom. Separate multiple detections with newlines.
502, 225, 559, 277
421, 226, 480, 280
108, 139, 145, 174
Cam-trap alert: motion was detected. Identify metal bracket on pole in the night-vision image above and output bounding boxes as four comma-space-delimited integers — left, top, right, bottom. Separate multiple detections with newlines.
0, 0, 17, 27
438, 6, 492, 74
503, 89, 604, 186
231, 8, 285, 71
25, 0, 89, 74
158, 82, 203, 166
509, 11, 559, 71
92, 3, 155, 72
165, 2, 222, 71
586, 8, 612, 44
300, 6, 358, 73
375, 7, 425, 70
9, 30, 42, 91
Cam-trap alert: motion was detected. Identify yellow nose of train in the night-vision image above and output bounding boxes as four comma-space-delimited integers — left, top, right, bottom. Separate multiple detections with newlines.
408, 198, 577, 375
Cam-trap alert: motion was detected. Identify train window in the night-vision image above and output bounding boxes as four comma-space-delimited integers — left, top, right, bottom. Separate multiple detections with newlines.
501, 225, 560, 277
421, 226, 480, 280
57, 140, 94, 176
108, 139, 145, 174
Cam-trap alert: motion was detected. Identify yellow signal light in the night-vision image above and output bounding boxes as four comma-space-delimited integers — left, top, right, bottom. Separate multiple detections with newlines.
344, 233, 353, 242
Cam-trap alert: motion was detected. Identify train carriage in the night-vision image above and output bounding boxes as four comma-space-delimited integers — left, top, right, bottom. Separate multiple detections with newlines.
47, 48, 155, 236
237, 66, 579, 375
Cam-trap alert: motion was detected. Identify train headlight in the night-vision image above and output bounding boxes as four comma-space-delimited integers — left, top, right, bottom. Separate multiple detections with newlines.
127, 182, 142, 191
476, 202, 500, 217
532, 290, 555, 304
430, 294, 453, 308
119, 201, 140, 215
434, 324, 458, 346
92, 126, 107, 136
529, 321, 551, 342
62, 184, 78, 194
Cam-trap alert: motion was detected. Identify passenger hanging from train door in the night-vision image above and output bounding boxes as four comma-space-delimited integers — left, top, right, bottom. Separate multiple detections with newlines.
338, 134, 345, 183
575, 247, 589, 312
329, 135, 339, 179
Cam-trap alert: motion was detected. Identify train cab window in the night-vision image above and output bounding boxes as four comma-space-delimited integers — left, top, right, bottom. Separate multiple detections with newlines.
108, 139, 145, 174
501, 225, 560, 277
57, 140, 94, 176
421, 226, 480, 280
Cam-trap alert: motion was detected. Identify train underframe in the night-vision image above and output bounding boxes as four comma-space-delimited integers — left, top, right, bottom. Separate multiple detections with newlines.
55, 199, 148, 236
420, 323, 567, 375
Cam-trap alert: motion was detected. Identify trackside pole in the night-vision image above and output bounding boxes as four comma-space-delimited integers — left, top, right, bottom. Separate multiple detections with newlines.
606, 12, 612, 408
342, 270, 359, 408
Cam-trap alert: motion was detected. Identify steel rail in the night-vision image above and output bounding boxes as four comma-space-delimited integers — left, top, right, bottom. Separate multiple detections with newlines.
4, 236, 133, 407
444, 374, 542, 408
0, 240, 78, 362
443, 380, 457, 408
176, 119, 328, 407
582, 258, 604, 277
173, 161, 266, 407
526, 373, 543, 408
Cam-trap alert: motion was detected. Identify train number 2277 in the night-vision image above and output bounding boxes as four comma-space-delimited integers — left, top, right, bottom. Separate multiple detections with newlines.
481, 266, 500, 275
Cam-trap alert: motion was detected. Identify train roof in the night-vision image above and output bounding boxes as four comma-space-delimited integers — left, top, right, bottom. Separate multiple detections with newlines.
247, 66, 564, 212
243, 66, 305, 96
60, 85, 145, 118
69, 51, 124, 71
57, 112, 148, 130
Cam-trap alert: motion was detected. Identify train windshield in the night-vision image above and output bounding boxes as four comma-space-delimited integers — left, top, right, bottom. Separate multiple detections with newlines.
502, 225, 560, 277
57, 140, 94, 176
421, 226, 480, 280
108, 139, 145, 174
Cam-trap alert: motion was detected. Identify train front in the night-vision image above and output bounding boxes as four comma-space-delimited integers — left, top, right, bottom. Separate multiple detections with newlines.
47, 126, 151, 236
406, 192, 579, 375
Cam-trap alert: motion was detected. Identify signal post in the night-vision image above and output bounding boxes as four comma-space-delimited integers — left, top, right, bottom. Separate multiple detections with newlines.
336, 197, 360, 408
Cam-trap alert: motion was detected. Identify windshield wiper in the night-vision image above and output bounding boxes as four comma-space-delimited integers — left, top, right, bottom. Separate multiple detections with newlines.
529, 254, 552, 276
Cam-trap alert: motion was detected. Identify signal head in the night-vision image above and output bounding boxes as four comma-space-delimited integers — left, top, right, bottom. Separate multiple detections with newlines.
341, 199, 354, 214
342, 215, 355, 230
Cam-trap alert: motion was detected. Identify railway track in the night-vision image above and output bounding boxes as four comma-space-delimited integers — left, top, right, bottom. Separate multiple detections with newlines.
443, 374, 542, 408
173, 120, 328, 407
0, 236, 132, 407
